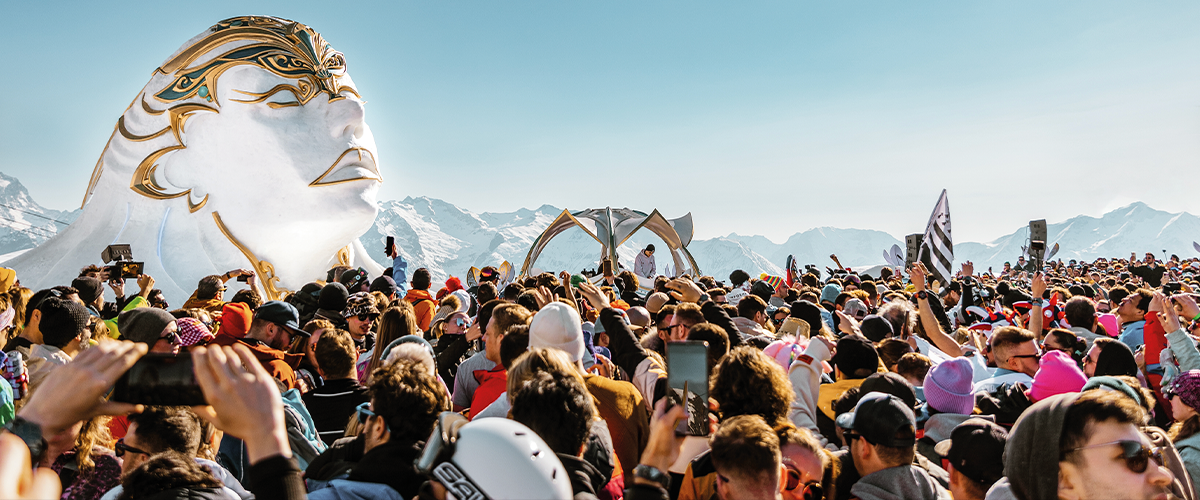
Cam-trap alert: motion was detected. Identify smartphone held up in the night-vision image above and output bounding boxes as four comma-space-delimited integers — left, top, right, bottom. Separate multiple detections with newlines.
666, 341, 709, 436
111, 353, 207, 406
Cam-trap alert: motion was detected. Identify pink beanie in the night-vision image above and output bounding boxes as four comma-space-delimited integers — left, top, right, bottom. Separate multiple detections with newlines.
1029, 350, 1087, 401
924, 357, 976, 415
1097, 313, 1120, 338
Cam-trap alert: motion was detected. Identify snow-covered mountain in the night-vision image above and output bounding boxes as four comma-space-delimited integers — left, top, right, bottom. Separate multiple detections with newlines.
0, 173, 80, 261
955, 202, 1200, 273
2, 168, 1198, 285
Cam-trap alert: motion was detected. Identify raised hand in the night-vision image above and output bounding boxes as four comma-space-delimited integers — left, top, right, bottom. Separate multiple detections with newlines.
191, 344, 290, 462
666, 278, 703, 303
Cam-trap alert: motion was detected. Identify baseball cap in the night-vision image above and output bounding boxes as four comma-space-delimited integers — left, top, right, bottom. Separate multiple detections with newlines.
934, 418, 1008, 486
835, 392, 916, 447
858, 372, 917, 409
831, 335, 879, 378
255, 301, 307, 337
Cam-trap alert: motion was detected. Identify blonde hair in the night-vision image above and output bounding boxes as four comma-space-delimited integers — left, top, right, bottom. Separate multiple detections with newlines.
506, 347, 585, 403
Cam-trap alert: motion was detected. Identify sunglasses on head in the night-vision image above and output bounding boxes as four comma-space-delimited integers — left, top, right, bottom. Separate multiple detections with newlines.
355, 402, 390, 433
114, 438, 150, 458
1071, 440, 1164, 474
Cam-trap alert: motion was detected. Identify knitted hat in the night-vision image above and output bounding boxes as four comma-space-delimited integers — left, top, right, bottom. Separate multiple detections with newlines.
218, 302, 253, 338
318, 282, 349, 311
445, 277, 464, 293
528, 302, 585, 362
71, 277, 104, 305
1029, 350, 1087, 401
176, 317, 214, 347
820, 284, 842, 304
789, 300, 825, 333
924, 357, 976, 415
1165, 370, 1200, 411
38, 297, 91, 347
759, 274, 784, 290
343, 292, 379, 318
118, 307, 177, 346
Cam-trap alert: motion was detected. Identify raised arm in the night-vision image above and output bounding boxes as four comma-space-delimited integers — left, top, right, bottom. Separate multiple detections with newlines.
911, 263, 964, 357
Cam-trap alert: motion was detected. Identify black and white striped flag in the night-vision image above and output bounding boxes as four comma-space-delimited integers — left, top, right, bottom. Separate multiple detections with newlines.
918, 189, 953, 285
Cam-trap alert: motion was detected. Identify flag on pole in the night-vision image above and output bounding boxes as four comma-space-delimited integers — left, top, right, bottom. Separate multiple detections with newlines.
918, 190, 953, 285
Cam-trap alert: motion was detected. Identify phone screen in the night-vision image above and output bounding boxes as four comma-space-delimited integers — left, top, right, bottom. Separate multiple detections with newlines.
667, 341, 709, 436
112, 353, 207, 406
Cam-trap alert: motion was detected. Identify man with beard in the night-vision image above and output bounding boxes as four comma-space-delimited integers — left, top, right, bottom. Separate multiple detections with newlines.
211, 300, 306, 390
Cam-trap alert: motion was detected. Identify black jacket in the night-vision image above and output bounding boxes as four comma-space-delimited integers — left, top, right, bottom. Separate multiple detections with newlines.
559, 453, 605, 500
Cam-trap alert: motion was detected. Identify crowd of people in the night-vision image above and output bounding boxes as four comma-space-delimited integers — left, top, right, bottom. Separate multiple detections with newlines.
3, 246, 1200, 500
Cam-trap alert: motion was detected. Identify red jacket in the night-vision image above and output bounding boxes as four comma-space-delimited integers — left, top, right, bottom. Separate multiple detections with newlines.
211, 334, 303, 390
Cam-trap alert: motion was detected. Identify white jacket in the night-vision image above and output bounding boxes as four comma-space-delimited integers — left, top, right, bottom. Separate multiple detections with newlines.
788, 340, 833, 448
634, 252, 656, 278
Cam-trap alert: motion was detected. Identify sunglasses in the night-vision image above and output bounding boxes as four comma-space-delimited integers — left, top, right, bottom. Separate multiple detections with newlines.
1070, 440, 1164, 474
161, 330, 182, 346
782, 458, 824, 500
356, 314, 378, 323
355, 402, 390, 432
1009, 353, 1042, 362
114, 438, 151, 458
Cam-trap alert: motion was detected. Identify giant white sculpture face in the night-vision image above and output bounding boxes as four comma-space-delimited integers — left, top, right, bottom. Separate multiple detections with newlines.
7, 16, 385, 302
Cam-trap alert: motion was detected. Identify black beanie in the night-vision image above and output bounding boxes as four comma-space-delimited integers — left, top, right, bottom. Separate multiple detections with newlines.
319, 282, 349, 311
38, 297, 90, 348
789, 300, 825, 333
118, 307, 176, 346
72, 277, 104, 305
831, 335, 879, 379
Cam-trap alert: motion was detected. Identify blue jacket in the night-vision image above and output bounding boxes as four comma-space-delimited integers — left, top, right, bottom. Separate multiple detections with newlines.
308, 479, 405, 500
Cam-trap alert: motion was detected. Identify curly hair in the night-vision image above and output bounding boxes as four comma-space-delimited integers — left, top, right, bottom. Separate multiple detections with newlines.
75, 416, 113, 473
710, 346, 794, 426
368, 358, 449, 446
119, 450, 222, 500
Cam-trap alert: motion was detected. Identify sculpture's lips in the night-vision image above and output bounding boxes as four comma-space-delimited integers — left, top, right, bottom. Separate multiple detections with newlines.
310, 147, 382, 187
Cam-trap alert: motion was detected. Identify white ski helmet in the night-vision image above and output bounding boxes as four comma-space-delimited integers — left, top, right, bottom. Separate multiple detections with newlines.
420, 413, 572, 500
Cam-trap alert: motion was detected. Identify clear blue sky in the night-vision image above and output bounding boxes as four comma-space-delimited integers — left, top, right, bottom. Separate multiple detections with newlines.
4, 1, 1200, 243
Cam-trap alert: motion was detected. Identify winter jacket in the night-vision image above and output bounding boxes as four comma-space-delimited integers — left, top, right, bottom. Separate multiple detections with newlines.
585, 373, 650, 481
210, 335, 302, 390
308, 441, 424, 500
404, 289, 437, 331
303, 378, 370, 446
1119, 319, 1147, 350
560, 453, 606, 500
849, 464, 950, 500
600, 308, 667, 410
281, 388, 327, 469
789, 339, 831, 445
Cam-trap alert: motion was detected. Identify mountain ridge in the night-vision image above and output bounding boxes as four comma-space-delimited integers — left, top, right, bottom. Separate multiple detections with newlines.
0, 170, 1195, 284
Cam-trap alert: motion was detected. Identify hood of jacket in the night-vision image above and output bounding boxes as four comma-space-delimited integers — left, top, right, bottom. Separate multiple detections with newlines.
1004, 392, 1080, 500
558, 453, 607, 496
211, 335, 303, 368
404, 289, 434, 302
850, 464, 951, 500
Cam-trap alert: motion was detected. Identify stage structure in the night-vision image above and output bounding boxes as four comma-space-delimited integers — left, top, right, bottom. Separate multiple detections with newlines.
519, 207, 700, 282
5, 16, 384, 302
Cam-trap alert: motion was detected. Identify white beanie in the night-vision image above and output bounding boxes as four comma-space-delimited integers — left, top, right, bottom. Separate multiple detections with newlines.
528, 302, 585, 362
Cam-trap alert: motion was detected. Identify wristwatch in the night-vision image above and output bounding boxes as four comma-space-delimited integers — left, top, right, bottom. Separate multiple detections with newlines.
917, 290, 929, 301
3, 416, 47, 465
633, 464, 670, 489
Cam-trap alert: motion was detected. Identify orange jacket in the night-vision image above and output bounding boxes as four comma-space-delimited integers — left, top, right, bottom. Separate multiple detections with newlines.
404, 289, 437, 331
211, 334, 303, 390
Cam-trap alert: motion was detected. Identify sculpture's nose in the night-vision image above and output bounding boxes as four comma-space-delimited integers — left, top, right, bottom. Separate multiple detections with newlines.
330, 93, 366, 140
